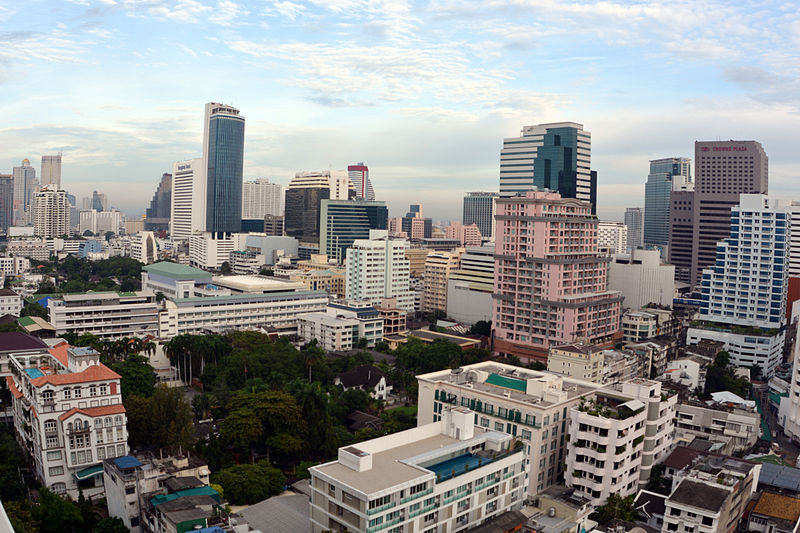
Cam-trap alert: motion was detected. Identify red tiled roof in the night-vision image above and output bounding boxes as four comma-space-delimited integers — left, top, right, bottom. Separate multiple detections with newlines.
5, 376, 22, 399
49, 342, 69, 367
30, 364, 120, 387
59, 404, 126, 421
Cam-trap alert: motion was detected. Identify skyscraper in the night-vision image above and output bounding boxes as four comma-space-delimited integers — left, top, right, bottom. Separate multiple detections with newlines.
668, 190, 695, 283
492, 190, 622, 362
499, 122, 596, 212
0, 174, 13, 233
624, 207, 644, 249
348, 162, 375, 200
170, 158, 204, 242
145, 172, 172, 232
643, 157, 691, 247
12, 158, 37, 225
284, 171, 352, 244
463, 191, 498, 240
92, 190, 108, 212
319, 199, 388, 264
41, 154, 62, 189
32, 186, 69, 238
401, 204, 432, 240
203, 102, 245, 235
242, 178, 282, 219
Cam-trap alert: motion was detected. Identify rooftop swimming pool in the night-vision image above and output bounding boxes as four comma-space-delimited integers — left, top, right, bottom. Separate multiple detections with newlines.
426, 453, 489, 482
24, 368, 44, 379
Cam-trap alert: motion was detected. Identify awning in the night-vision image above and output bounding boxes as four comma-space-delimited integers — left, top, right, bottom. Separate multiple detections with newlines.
74, 465, 104, 480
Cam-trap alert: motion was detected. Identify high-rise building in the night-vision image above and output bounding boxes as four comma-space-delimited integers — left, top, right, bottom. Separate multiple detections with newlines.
685, 141, 768, 287
447, 244, 494, 325
668, 189, 695, 283
347, 162, 375, 200
263, 214, 284, 236
319, 199, 388, 264
0, 174, 13, 233
242, 178, 281, 219
608, 249, 676, 309
597, 221, 628, 255
345, 230, 414, 311
79, 209, 121, 236
492, 191, 622, 362
445, 221, 482, 246
687, 194, 789, 377
145, 172, 172, 232
92, 190, 108, 212
624, 207, 644, 250
463, 191, 498, 240
170, 158, 204, 242
401, 204, 432, 240
422, 250, 463, 314
643, 157, 691, 247
203, 102, 245, 235
284, 171, 352, 244
40, 154, 62, 189
500, 122, 596, 212
32, 186, 69, 238
13, 158, 37, 225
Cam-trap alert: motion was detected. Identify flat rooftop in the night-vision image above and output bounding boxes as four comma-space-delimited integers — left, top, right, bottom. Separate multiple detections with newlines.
668, 479, 729, 512
212, 275, 305, 293
143, 262, 211, 280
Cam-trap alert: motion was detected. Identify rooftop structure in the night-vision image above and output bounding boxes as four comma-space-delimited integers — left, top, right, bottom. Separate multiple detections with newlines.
48, 291, 160, 340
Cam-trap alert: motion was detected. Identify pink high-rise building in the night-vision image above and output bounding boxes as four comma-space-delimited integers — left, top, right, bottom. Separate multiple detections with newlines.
492, 190, 622, 362
445, 221, 482, 246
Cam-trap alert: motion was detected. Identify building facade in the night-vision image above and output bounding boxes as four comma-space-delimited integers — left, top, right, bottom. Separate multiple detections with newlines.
348, 162, 375, 201
48, 292, 160, 339
422, 250, 463, 314
40, 154, 62, 189
644, 157, 691, 248
298, 303, 384, 351
463, 192, 499, 240
0, 174, 14, 233
608, 249, 675, 309
319, 199, 389, 264
32, 187, 69, 238
447, 245, 494, 325
668, 188, 696, 283
597, 221, 628, 255
284, 171, 352, 244
242, 178, 282, 219
203, 102, 245, 235
345, 230, 415, 311
624, 207, 644, 250
170, 158, 204, 242
12, 158, 37, 226
144, 172, 171, 232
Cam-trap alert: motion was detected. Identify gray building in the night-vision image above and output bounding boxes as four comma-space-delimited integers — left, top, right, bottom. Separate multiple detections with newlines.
319, 199, 388, 264
463, 191, 498, 240
624, 207, 644, 250
0, 174, 13, 233
643, 157, 691, 248
203, 102, 245, 235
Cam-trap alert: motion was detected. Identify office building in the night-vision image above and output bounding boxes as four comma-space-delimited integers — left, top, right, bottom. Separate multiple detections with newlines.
319, 199, 389, 264
401, 204, 432, 240
130, 232, 158, 264
668, 188, 695, 283
48, 292, 160, 339
285, 171, 352, 244
298, 302, 384, 350
499, 122, 596, 212
686, 140, 768, 287
445, 221, 482, 246
188, 232, 245, 270
32, 186, 69, 239
40, 154, 62, 189
644, 157, 691, 247
6, 344, 128, 498
144, 172, 172, 232
0, 174, 13, 233
608, 249, 675, 309
263, 214, 284, 236
565, 379, 676, 504
309, 406, 526, 533
203, 102, 245, 235
92, 190, 108, 212
170, 158, 204, 242
345, 230, 415, 311
597, 221, 628, 255
417, 361, 604, 495
624, 207, 644, 250
13, 158, 37, 225
242, 178, 282, 219
493, 191, 622, 362
348, 162, 375, 200
687, 194, 789, 377
447, 244, 494, 325
463, 192, 499, 240
422, 250, 463, 314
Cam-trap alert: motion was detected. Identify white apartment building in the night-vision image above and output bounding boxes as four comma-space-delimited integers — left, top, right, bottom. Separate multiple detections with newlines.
170, 158, 204, 242
663, 355, 711, 390
48, 291, 160, 339
547, 343, 605, 383
130, 232, 157, 264
79, 209, 122, 236
189, 232, 247, 270
782, 327, 800, 444
310, 406, 526, 533
565, 379, 676, 505
674, 400, 760, 453
417, 362, 603, 496
0, 256, 31, 276
6, 344, 128, 498
298, 302, 384, 351
242, 178, 282, 219
447, 244, 494, 325
608, 249, 676, 309
7, 239, 50, 261
0, 288, 22, 316
32, 186, 69, 239
158, 290, 328, 338
598, 222, 628, 255
622, 310, 659, 342
346, 230, 415, 312
422, 250, 463, 314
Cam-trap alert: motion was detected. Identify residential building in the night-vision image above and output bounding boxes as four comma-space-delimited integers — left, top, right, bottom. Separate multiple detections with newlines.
32, 186, 69, 238
565, 379, 677, 504
0, 255, 31, 276
422, 250, 463, 314
348, 162, 375, 200
12, 158, 37, 225
783, 327, 800, 444
445, 221, 482, 246
663, 355, 712, 390
463, 192, 499, 240
405, 248, 431, 276
376, 298, 407, 335
547, 343, 604, 383
40, 154, 62, 189
345, 230, 415, 312
298, 302, 384, 350
285, 171, 352, 244
202, 102, 245, 235
527, 485, 595, 533
7, 238, 50, 261
130, 232, 157, 264
747, 492, 800, 533
625, 207, 644, 250
6, 344, 128, 498
644, 158, 691, 248
125, 218, 145, 235
290, 268, 346, 298
674, 399, 760, 453
499, 122, 596, 213
447, 245, 494, 325
687, 194, 789, 377
263, 214, 284, 236
621, 311, 659, 342
170, 158, 204, 241
0, 174, 13, 233
598, 221, 628, 255
227, 250, 264, 274
48, 292, 160, 339
608, 249, 675, 309
144, 172, 172, 232
80, 208, 122, 236
668, 188, 696, 283
0, 332, 50, 376
242, 178, 281, 219
334, 365, 392, 400
188, 232, 246, 270
320, 199, 389, 264
309, 406, 526, 533
602, 349, 648, 384
417, 361, 604, 495
492, 191, 622, 362
0, 288, 22, 316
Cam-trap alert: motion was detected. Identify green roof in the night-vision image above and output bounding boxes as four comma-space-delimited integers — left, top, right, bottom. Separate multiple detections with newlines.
17, 316, 35, 326
150, 486, 221, 507
143, 261, 211, 280
73, 464, 104, 480
485, 373, 527, 392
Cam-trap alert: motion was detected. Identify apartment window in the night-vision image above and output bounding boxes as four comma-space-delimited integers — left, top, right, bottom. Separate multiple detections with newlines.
666, 523, 678, 531
495, 421, 504, 431
44, 420, 57, 433
63, 388, 72, 400
46, 451, 61, 461
99, 384, 108, 395
701, 517, 713, 526
480, 417, 490, 428
670, 508, 681, 516
89, 385, 97, 397
409, 482, 427, 495
48, 466, 64, 476
51, 482, 66, 495
522, 429, 532, 440
74, 388, 82, 398
46, 436, 58, 449
96, 429, 104, 444
97, 447, 105, 460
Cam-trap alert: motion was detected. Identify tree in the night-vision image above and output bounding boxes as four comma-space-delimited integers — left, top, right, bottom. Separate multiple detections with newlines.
126, 386, 195, 451
155, 291, 166, 302
210, 462, 285, 505
95, 517, 130, 533
590, 493, 637, 525
33, 489, 84, 533
220, 261, 232, 275
646, 464, 671, 495
21, 301, 49, 319
220, 408, 264, 461
109, 355, 156, 398
469, 320, 492, 336
83, 230, 94, 237
357, 337, 368, 349
105, 231, 115, 241
4, 500, 38, 533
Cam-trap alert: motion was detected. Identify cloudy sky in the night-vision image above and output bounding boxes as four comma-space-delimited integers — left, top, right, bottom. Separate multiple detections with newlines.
1, 0, 799, 222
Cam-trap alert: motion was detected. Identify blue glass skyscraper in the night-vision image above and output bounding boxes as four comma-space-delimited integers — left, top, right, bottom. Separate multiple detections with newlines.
643, 157, 691, 247
203, 102, 245, 236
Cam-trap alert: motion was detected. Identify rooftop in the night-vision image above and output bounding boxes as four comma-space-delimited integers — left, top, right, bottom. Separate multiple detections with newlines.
668, 479, 729, 512
143, 261, 211, 280
336, 365, 385, 389
0, 332, 48, 352
408, 329, 481, 347
236, 494, 311, 533
212, 274, 305, 293
752, 492, 800, 522
634, 490, 667, 518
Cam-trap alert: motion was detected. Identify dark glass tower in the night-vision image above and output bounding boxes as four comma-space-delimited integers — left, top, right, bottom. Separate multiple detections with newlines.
319, 199, 388, 263
203, 103, 245, 236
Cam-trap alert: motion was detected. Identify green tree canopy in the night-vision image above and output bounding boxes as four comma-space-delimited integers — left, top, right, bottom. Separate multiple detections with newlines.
210, 462, 286, 505
109, 355, 156, 398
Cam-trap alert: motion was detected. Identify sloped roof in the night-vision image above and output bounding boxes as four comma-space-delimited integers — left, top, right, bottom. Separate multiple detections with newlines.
336, 365, 385, 389
752, 492, 800, 522
236, 494, 310, 533
31, 363, 120, 387
0, 332, 48, 352
635, 490, 667, 518
5, 376, 22, 399
59, 404, 126, 421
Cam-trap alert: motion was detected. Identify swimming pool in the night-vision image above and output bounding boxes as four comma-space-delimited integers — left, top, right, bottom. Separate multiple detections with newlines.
426, 453, 489, 482
24, 368, 44, 379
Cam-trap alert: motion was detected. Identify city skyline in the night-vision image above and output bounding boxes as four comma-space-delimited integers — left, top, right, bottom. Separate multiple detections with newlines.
1, 1, 799, 222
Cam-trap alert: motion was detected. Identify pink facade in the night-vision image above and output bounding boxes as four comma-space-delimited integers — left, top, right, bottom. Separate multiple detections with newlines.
446, 221, 482, 246
492, 191, 622, 361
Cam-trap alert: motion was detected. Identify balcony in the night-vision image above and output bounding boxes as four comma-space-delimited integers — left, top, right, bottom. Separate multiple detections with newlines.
367, 501, 396, 516
400, 488, 432, 504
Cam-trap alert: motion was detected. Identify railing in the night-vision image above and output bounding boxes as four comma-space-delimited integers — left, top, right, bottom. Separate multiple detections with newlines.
443, 489, 472, 504
367, 501, 396, 516
475, 477, 499, 491
367, 516, 403, 533
503, 471, 515, 479
400, 488, 432, 504
408, 503, 437, 519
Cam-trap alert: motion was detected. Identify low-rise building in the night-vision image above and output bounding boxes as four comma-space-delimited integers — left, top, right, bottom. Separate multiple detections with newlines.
48, 291, 160, 340
298, 302, 384, 350
290, 268, 346, 298
7, 238, 50, 261
602, 349, 648, 384
0, 288, 22, 316
674, 399, 760, 453
141, 261, 220, 299
228, 250, 266, 274
622, 311, 659, 342
0, 256, 31, 276
0, 331, 50, 376
747, 491, 800, 533
375, 297, 407, 336
663, 355, 712, 390
334, 365, 392, 401
310, 406, 526, 533
526, 485, 595, 533
547, 343, 605, 383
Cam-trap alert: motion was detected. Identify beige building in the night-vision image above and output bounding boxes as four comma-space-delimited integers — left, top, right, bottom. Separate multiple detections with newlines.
376, 297, 407, 335
417, 362, 603, 496
290, 268, 346, 298
547, 343, 605, 383
32, 186, 69, 239
405, 248, 431, 277
422, 249, 463, 314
